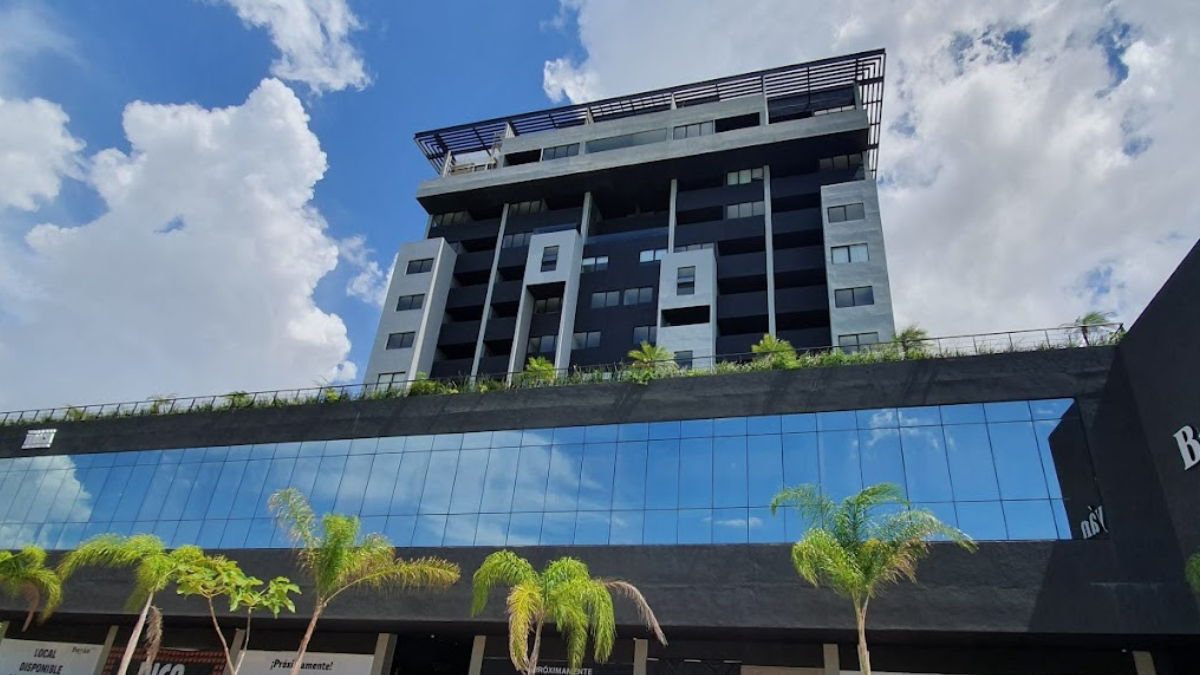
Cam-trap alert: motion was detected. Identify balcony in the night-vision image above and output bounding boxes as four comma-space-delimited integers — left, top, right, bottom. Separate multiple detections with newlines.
446, 285, 487, 311
675, 183, 764, 213
491, 280, 524, 306
716, 251, 768, 293
429, 358, 474, 379
437, 320, 481, 347
485, 316, 517, 341
477, 355, 512, 378
773, 246, 824, 274
776, 285, 828, 314
454, 250, 495, 276
716, 291, 769, 321
778, 326, 832, 350
771, 208, 823, 236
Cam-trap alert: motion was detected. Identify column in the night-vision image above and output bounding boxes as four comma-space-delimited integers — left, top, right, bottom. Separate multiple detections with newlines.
763, 164, 777, 336
471, 204, 510, 378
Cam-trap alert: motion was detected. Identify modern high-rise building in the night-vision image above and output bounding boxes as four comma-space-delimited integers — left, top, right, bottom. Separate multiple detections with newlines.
365, 51, 894, 388
4, 48, 1200, 675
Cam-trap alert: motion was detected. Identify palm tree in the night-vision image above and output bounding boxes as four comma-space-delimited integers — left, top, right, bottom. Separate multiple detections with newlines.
59, 535, 205, 675
471, 551, 667, 675
751, 334, 798, 368
176, 554, 299, 675
0, 546, 64, 631
892, 324, 930, 357
627, 342, 674, 371
770, 484, 975, 675
1187, 551, 1200, 592
1068, 310, 1114, 346
269, 488, 460, 675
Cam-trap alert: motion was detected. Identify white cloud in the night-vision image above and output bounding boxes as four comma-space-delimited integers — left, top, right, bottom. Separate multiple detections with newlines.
0, 1, 75, 94
220, 0, 370, 94
0, 96, 84, 211
340, 234, 394, 307
0, 78, 356, 410
542, 0, 1200, 335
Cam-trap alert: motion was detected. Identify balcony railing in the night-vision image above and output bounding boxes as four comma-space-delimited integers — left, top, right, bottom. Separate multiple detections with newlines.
0, 324, 1123, 427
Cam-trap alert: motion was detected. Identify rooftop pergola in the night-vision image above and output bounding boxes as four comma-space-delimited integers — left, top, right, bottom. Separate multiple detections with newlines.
414, 49, 886, 176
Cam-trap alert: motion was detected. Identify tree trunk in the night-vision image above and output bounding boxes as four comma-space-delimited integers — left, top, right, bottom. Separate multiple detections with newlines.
526, 621, 544, 675
235, 612, 252, 675
855, 604, 870, 675
207, 599, 236, 675
290, 604, 323, 675
116, 595, 154, 675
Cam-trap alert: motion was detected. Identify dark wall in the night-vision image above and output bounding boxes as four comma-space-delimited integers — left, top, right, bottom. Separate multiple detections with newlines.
1114, 240, 1200, 560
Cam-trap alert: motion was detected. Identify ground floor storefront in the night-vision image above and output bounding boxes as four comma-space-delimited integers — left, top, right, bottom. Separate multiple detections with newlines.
3, 621, 1195, 675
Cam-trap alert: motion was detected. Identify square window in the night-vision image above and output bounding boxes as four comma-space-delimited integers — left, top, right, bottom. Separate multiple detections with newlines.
528, 335, 556, 354
827, 206, 846, 223
541, 245, 559, 272
396, 293, 424, 311
845, 203, 866, 221
406, 258, 433, 274
376, 372, 406, 388
834, 288, 854, 308
386, 332, 415, 349
675, 351, 693, 369
633, 325, 657, 345
850, 243, 869, 262
854, 286, 874, 306
831, 246, 851, 264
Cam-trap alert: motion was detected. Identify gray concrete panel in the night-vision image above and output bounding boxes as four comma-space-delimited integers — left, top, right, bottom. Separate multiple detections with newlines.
821, 179, 895, 348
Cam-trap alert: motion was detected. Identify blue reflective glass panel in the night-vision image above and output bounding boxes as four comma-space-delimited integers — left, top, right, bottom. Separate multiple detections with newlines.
0, 397, 1082, 551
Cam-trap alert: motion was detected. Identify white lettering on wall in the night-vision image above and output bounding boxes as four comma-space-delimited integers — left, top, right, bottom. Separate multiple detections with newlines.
1080, 505, 1108, 540
1174, 425, 1200, 470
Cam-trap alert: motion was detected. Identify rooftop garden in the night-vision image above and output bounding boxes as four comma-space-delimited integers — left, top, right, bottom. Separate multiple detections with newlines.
0, 322, 1123, 428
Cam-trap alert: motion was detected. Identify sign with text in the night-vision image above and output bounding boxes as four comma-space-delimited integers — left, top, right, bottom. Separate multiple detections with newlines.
1174, 424, 1199, 470
237, 651, 374, 675
481, 658, 633, 675
102, 649, 225, 675
0, 639, 103, 675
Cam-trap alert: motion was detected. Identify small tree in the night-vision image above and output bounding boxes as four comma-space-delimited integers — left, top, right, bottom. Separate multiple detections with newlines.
1187, 551, 1200, 593
269, 488, 460, 675
771, 484, 975, 675
751, 334, 798, 369
59, 535, 205, 675
0, 546, 63, 631
521, 356, 557, 386
1068, 311, 1114, 346
471, 551, 667, 675
176, 554, 299, 675
892, 324, 930, 357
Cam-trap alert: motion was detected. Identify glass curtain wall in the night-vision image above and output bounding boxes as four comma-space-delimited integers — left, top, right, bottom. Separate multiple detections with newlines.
0, 399, 1080, 550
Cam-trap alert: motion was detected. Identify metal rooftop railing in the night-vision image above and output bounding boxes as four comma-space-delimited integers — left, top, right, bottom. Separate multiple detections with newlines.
414, 49, 886, 176
0, 323, 1123, 428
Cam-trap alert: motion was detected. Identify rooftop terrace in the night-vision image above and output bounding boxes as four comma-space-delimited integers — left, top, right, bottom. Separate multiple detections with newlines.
413, 49, 886, 176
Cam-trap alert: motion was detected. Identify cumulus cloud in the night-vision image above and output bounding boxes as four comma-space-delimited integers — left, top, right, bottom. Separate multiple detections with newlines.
220, 0, 370, 94
0, 96, 84, 211
340, 234, 393, 307
542, 0, 1200, 334
0, 78, 356, 410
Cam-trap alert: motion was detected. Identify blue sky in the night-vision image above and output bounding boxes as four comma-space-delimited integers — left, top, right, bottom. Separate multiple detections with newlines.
5, 0, 580, 374
1, 0, 1197, 410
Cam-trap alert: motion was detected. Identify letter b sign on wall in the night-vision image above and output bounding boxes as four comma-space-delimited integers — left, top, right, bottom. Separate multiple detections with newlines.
1175, 425, 1200, 470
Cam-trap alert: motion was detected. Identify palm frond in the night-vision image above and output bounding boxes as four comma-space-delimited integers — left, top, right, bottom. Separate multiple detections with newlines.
1187, 552, 1200, 592
143, 605, 164, 669
770, 484, 831, 524
506, 579, 541, 673
0, 546, 63, 630
602, 580, 666, 646
472, 550, 537, 617
269, 487, 320, 551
